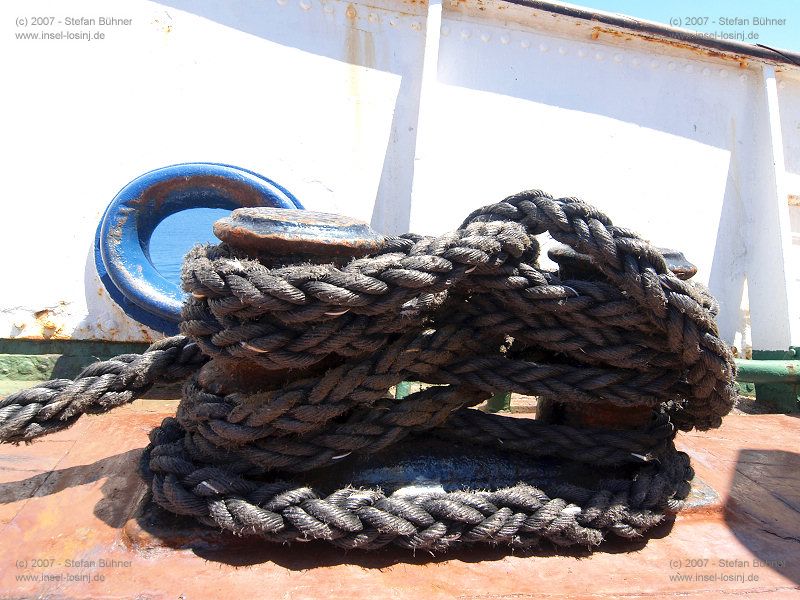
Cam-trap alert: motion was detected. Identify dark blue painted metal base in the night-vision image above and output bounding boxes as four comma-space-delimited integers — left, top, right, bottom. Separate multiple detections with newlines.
94, 163, 303, 333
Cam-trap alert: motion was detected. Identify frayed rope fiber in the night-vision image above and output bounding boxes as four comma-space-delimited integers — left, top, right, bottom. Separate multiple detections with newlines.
0, 190, 737, 551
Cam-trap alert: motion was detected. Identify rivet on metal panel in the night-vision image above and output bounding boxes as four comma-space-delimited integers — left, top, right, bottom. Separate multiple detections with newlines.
520, 39, 530, 48
481, 32, 491, 43
613, 53, 623, 62
411, 21, 421, 31
557, 45, 566, 54
500, 34, 509, 44
300, 0, 311, 10
461, 29, 471, 39
539, 42, 548, 52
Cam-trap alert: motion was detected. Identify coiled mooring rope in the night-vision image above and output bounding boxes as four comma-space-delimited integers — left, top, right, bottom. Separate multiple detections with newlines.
0, 191, 737, 551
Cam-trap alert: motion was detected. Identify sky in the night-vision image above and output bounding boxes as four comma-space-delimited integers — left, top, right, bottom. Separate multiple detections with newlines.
566, 0, 799, 52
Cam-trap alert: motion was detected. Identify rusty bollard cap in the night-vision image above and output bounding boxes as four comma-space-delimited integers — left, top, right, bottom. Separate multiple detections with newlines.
213, 207, 387, 258
656, 248, 698, 280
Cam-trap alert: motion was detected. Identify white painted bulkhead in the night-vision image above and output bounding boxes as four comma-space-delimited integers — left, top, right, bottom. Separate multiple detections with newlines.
0, 0, 798, 353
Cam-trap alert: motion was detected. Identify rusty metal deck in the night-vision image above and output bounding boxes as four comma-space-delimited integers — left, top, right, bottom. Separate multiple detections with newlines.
1, 403, 798, 599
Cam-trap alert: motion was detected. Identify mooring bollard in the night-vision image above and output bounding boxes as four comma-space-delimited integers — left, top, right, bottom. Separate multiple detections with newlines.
537, 246, 699, 430
197, 207, 387, 395
1, 190, 730, 551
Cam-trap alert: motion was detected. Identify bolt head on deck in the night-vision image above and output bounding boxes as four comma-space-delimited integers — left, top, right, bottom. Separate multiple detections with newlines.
213, 207, 386, 258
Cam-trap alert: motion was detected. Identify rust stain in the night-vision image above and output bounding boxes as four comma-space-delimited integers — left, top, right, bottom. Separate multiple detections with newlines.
344, 3, 375, 68
363, 30, 375, 67
128, 175, 270, 214
345, 5, 360, 66
559, 402, 653, 429
344, 3, 377, 162
590, 24, 752, 66
93, 286, 155, 343
3, 409, 798, 596
26, 307, 68, 340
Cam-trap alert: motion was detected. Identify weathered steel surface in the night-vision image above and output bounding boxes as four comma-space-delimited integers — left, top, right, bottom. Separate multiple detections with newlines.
196, 356, 343, 394
196, 358, 291, 395
555, 403, 655, 429
214, 207, 387, 258
1, 406, 798, 598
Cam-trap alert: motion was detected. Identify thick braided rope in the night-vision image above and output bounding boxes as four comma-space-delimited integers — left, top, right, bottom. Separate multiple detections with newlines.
0, 336, 206, 443
0, 190, 735, 551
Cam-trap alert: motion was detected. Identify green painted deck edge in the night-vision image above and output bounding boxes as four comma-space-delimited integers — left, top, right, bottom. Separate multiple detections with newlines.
0, 379, 47, 397
751, 349, 800, 413
0, 338, 151, 381
0, 338, 150, 356
485, 392, 512, 413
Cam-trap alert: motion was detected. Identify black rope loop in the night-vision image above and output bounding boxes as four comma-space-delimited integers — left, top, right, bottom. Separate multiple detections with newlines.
0, 191, 736, 551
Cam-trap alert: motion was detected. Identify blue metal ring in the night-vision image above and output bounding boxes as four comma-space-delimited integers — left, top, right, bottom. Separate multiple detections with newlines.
94, 163, 303, 334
